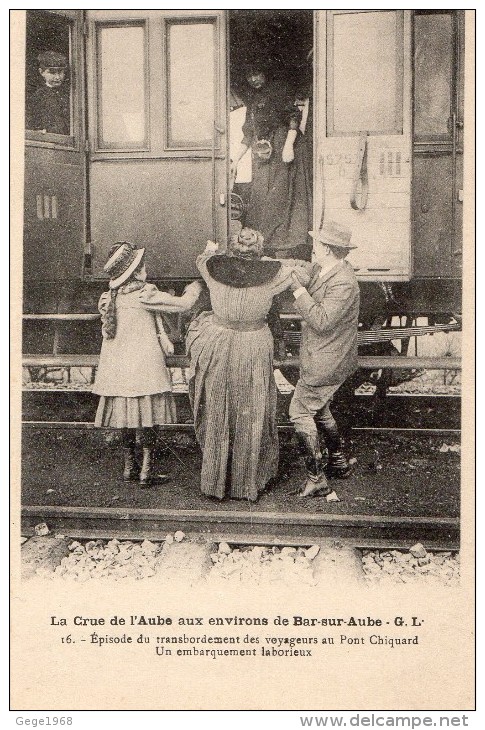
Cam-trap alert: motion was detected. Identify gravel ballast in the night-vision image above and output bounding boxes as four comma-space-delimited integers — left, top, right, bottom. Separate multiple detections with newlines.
361, 543, 459, 586
22, 536, 460, 588
207, 544, 320, 587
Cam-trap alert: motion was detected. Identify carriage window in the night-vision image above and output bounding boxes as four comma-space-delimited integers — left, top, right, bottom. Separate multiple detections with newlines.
166, 21, 215, 148
25, 10, 73, 138
414, 12, 453, 140
328, 11, 403, 136
96, 24, 147, 149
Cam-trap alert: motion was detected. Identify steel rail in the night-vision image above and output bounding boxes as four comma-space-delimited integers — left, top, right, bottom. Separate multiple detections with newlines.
21, 505, 459, 549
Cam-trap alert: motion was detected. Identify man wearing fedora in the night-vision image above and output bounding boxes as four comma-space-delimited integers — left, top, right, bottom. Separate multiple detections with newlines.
27, 51, 70, 135
289, 220, 360, 498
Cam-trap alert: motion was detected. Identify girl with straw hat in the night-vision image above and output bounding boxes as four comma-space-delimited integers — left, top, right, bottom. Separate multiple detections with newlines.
93, 242, 202, 486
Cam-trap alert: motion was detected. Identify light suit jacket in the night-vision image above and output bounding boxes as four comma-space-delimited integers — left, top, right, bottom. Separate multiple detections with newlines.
293, 260, 360, 386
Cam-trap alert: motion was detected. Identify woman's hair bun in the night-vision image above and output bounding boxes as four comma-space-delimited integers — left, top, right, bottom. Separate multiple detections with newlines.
228, 227, 265, 259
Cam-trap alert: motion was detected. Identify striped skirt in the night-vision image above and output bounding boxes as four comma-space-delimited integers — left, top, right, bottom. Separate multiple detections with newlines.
187, 312, 279, 501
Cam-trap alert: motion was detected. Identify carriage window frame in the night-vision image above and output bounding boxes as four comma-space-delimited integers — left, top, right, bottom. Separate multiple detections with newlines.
326, 9, 405, 137
25, 10, 79, 151
413, 10, 456, 145
94, 20, 150, 153
162, 17, 219, 151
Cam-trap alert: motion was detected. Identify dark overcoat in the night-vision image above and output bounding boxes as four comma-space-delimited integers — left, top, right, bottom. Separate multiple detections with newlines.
27, 84, 70, 135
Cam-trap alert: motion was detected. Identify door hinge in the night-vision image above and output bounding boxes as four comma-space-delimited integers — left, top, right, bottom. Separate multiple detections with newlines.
83, 21, 89, 36
85, 139, 90, 154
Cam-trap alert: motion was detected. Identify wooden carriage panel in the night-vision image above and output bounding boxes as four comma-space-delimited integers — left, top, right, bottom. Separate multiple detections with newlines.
412, 10, 464, 280
412, 155, 454, 278
24, 149, 85, 282
314, 10, 412, 281
23, 10, 86, 283
86, 10, 228, 280
89, 159, 215, 278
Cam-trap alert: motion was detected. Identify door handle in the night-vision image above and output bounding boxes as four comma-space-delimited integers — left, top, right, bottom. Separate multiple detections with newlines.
219, 193, 226, 206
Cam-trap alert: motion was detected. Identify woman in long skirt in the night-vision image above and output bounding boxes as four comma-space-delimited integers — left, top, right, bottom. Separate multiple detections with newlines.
185, 228, 308, 501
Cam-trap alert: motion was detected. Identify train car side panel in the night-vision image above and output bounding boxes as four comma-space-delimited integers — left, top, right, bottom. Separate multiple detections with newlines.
412, 154, 454, 278
89, 159, 216, 278
85, 10, 228, 279
314, 10, 412, 281
412, 10, 463, 280
24, 10, 86, 283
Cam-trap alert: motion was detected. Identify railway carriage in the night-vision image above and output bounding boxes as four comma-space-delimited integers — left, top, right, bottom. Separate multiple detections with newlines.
22, 9, 464, 378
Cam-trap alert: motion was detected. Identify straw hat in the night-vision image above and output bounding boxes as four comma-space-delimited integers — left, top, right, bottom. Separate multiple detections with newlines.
309, 221, 357, 249
104, 242, 145, 289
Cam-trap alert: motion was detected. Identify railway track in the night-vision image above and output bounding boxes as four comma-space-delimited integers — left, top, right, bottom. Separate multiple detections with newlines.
21, 421, 460, 551
21, 504, 459, 551
20, 370, 461, 556
22, 423, 461, 436
21, 515, 459, 591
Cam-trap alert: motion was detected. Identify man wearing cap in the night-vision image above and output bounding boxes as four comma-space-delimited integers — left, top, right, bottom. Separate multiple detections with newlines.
26, 51, 70, 135
289, 220, 360, 498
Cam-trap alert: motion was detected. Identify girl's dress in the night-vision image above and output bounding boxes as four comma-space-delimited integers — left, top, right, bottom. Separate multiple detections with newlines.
242, 80, 312, 253
93, 281, 200, 428
186, 253, 294, 501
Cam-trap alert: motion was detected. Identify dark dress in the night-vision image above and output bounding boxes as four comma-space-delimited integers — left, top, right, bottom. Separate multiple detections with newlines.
186, 252, 294, 501
242, 81, 312, 253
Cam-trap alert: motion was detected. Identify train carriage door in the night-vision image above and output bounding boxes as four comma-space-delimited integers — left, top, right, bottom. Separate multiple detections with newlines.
412, 10, 464, 279
24, 9, 86, 283
314, 10, 412, 280
86, 10, 227, 279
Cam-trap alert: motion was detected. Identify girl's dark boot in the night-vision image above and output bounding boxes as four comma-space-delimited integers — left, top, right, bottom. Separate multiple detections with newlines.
139, 448, 152, 487
139, 427, 157, 487
121, 429, 138, 481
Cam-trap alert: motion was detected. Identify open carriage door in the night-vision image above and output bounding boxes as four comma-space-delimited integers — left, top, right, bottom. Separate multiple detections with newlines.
314, 10, 412, 280
24, 9, 86, 283
86, 10, 227, 279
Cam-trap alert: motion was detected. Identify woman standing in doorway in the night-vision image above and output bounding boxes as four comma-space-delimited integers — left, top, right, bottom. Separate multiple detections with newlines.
230, 66, 312, 258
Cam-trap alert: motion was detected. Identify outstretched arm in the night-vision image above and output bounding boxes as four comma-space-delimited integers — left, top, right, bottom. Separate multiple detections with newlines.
264, 257, 314, 272
139, 282, 203, 313
269, 264, 312, 295
196, 240, 223, 282
293, 278, 356, 333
